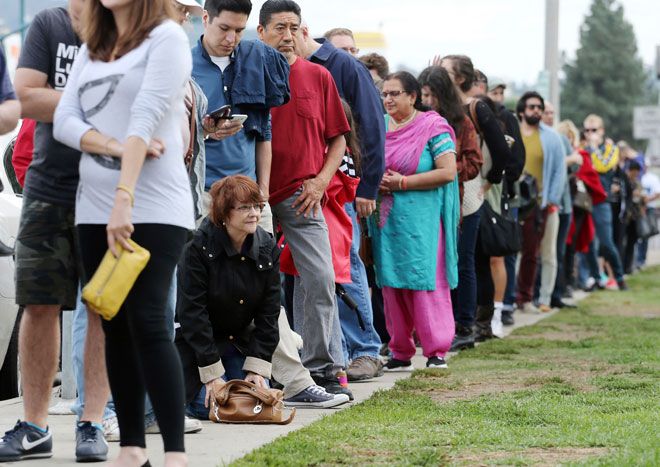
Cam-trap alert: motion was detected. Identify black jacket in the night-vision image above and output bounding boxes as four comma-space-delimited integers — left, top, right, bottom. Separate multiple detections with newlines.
175, 219, 280, 403
495, 103, 526, 188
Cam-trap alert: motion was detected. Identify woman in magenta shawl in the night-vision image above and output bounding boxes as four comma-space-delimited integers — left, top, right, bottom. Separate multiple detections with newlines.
369, 72, 459, 370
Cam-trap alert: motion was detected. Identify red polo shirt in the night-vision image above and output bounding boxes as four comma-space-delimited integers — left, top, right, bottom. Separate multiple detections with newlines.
269, 57, 349, 206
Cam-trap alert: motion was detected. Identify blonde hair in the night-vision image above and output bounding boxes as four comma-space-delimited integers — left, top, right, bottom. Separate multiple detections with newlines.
583, 113, 604, 130
558, 120, 580, 148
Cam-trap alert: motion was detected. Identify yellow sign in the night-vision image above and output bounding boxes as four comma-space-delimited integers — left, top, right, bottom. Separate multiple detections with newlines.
354, 32, 386, 49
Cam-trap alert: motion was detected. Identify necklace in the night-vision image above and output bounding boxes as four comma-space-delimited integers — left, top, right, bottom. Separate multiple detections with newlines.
390, 110, 417, 130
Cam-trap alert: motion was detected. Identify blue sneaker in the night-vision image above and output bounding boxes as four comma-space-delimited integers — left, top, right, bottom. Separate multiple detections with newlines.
284, 384, 349, 408
75, 421, 108, 462
0, 420, 52, 462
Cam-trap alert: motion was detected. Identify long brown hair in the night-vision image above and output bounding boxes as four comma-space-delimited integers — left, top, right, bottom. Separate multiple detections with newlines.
83, 0, 176, 62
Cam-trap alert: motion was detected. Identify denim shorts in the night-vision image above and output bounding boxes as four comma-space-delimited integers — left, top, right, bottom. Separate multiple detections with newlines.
15, 196, 79, 310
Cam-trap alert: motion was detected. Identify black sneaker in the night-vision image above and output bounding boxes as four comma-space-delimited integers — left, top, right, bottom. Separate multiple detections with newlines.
75, 421, 108, 463
383, 358, 414, 372
284, 384, 349, 408
501, 309, 515, 326
617, 279, 629, 291
426, 357, 448, 369
311, 374, 354, 401
450, 324, 475, 351
0, 420, 52, 462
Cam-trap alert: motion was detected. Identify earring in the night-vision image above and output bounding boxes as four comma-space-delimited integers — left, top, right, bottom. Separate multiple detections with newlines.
222, 221, 226, 226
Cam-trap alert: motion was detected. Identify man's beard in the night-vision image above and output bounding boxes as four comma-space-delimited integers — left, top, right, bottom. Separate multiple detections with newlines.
523, 114, 541, 126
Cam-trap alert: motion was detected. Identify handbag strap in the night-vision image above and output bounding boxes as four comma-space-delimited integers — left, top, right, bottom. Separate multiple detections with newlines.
184, 81, 196, 168
468, 99, 483, 139
216, 380, 280, 406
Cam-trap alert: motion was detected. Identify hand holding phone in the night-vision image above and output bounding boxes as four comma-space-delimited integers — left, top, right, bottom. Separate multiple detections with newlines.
207, 105, 232, 125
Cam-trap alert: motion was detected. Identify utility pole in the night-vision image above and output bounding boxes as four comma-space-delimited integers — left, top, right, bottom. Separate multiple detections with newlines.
544, 0, 560, 120
19, 0, 26, 42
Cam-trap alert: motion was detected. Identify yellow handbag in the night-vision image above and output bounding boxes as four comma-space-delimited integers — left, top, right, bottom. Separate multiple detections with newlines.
81, 239, 150, 321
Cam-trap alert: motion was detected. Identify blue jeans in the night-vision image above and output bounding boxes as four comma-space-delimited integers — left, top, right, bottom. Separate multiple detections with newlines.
503, 207, 519, 309
185, 346, 247, 420
72, 292, 116, 421
73, 271, 177, 422
338, 203, 381, 362
589, 202, 624, 282
636, 207, 655, 267
451, 210, 480, 328
551, 213, 571, 302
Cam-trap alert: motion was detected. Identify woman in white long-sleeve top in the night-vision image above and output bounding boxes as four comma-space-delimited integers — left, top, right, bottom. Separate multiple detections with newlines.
53, 1, 193, 466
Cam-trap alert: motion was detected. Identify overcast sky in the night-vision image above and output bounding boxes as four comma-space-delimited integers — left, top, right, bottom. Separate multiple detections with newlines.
245, 0, 659, 84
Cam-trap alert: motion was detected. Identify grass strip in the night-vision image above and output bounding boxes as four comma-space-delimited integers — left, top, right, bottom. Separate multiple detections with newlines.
232, 267, 660, 466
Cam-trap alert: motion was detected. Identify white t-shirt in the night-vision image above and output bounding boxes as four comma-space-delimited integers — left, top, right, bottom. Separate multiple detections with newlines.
642, 172, 660, 209
54, 21, 195, 229
210, 55, 230, 72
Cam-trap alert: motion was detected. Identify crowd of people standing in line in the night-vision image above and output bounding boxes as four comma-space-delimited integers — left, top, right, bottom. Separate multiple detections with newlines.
0, 0, 658, 465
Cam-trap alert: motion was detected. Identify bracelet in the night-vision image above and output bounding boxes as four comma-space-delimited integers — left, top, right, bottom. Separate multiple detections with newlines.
401, 176, 408, 191
115, 184, 135, 206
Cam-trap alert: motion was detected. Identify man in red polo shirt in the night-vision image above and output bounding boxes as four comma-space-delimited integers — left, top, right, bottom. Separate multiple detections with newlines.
258, 0, 351, 397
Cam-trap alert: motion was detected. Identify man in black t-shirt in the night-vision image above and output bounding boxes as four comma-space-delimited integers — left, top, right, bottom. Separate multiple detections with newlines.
0, 48, 20, 135
0, 2, 109, 463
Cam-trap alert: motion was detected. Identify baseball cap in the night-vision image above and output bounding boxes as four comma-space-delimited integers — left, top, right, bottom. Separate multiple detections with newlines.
175, 0, 204, 17
488, 77, 506, 92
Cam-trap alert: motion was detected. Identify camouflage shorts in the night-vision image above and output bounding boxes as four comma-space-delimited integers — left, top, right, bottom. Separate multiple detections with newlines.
15, 197, 79, 310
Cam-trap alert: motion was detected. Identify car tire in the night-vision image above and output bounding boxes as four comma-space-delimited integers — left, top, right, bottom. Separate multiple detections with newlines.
0, 307, 21, 400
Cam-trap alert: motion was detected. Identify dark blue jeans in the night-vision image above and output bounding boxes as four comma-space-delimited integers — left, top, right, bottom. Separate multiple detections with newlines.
186, 346, 246, 420
551, 213, 571, 302
503, 208, 519, 309
636, 207, 655, 267
451, 210, 481, 328
588, 202, 624, 282
338, 203, 381, 361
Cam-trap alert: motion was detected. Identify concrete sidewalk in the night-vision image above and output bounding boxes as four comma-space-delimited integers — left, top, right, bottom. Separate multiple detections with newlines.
0, 299, 572, 467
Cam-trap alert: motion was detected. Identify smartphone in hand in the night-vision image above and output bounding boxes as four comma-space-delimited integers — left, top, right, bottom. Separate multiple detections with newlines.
207, 105, 232, 124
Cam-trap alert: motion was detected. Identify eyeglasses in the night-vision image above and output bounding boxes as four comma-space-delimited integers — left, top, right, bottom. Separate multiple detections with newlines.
381, 90, 406, 99
584, 128, 600, 133
526, 104, 543, 110
340, 46, 359, 55
233, 203, 265, 213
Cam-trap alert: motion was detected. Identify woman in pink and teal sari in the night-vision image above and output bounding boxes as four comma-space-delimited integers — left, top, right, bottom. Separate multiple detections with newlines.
370, 71, 459, 370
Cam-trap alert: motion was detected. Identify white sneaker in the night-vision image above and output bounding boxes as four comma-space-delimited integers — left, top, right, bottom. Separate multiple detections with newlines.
491, 308, 504, 338
102, 416, 120, 443
145, 416, 202, 435
520, 302, 541, 314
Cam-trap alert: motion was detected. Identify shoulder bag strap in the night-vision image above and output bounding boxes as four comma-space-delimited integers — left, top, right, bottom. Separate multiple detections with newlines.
184, 81, 196, 168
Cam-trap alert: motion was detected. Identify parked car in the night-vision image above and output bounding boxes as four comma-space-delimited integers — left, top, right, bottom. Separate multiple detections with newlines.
0, 134, 23, 400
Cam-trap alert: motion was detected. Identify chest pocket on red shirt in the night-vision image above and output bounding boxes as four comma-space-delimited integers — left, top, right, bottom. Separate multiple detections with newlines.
295, 91, 320, 120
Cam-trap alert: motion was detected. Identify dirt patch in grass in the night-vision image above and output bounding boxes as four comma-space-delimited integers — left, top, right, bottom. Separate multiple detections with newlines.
422, 358, 635, 403
512, 326, 601, 342
590, 304, 660, 318
427, 379, 529, 403
453, 447, 610, 466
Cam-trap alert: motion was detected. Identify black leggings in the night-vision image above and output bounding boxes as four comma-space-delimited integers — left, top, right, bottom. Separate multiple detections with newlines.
77, 224, 187, 452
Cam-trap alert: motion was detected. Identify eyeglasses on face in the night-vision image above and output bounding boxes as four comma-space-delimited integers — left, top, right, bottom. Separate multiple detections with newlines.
381, 90, 407, 99
340, 46, 359, 54
233, 203, 266, 213
526, 104, 543, 110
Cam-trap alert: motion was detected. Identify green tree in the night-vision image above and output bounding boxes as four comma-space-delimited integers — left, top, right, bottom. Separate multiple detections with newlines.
561, 0, 648, 142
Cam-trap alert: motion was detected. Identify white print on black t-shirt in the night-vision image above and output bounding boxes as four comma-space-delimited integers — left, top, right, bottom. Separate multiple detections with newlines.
55, 42, 79, 90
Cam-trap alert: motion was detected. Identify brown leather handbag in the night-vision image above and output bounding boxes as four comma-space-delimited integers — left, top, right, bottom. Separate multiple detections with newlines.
208, 380, 296, 425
